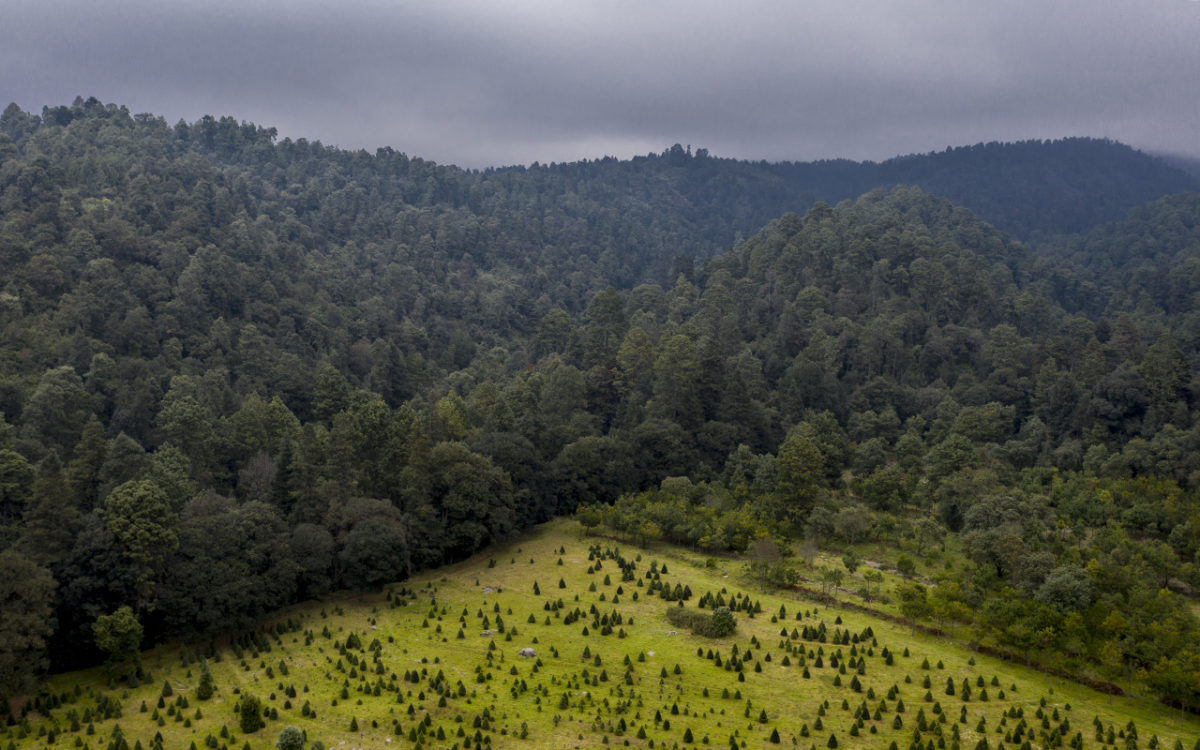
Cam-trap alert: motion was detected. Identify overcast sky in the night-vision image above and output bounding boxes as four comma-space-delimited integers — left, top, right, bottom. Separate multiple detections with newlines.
3, 0, 1198, 168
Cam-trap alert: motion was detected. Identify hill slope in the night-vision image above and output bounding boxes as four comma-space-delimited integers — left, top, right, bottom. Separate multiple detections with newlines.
11, 520, 1200, 750
3, 100, 1200, 710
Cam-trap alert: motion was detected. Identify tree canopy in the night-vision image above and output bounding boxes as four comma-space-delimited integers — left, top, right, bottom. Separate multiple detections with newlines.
1, 99, 1200, 704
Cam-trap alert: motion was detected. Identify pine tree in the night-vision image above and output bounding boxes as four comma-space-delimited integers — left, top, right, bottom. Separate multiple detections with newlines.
237, 694, 264, 734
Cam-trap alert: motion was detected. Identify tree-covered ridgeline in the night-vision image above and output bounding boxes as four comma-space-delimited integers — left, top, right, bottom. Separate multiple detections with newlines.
1, 98, 1200, 708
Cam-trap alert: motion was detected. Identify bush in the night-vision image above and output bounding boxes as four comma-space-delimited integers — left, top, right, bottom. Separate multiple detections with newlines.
710, 607, 737, 636
665, 606, 736, 637
195, 663, 214, 700
238, 694, 265, 734
276, 726, 305, 750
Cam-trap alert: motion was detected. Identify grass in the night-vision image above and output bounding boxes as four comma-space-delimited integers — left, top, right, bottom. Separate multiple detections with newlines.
7, 518, 1200, 750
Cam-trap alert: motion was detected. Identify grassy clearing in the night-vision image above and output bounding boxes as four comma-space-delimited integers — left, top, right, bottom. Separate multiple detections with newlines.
8, 518, 1200, 750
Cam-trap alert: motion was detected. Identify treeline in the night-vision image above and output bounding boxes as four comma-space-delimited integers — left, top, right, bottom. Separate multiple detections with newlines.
593, 467, 1200, 708
1, 99, 1200, 708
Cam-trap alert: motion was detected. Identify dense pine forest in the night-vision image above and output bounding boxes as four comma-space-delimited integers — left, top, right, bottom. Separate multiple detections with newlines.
3, 97, 1200, 711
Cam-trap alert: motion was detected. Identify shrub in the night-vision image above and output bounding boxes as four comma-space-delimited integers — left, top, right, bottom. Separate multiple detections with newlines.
238, 694, 265, 734
665, 606, 736, 637
276, 726, 305, 750
195, 663, 214, 700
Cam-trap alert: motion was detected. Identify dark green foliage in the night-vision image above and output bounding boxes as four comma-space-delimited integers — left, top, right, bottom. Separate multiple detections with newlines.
0, 550, 56, 699
1, 99, 1200, 710
195, 661, 214, 700
275, 725, 304, 750
92, 606, 143, 674
665, 605, 736, 638
237, 694, 264, 734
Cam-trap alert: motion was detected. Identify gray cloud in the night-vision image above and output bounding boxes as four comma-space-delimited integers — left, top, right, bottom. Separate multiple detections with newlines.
2, 0, 1198, 167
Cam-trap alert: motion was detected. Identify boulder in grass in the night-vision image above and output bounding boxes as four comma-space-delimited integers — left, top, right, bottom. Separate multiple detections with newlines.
519, 648, 537, 658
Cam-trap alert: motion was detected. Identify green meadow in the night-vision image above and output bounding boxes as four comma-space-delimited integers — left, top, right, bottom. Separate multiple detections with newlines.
8, 519, 1200, 750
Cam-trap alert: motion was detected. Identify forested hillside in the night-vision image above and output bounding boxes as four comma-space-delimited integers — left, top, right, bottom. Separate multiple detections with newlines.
2, 98, 1200, 709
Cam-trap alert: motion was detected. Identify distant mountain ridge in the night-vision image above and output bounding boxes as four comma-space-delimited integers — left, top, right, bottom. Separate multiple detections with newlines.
873, 139, 1200, 238
1156, 153, 1200, 183
595, 137, 1200, 243
5, 101, 1196, 260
